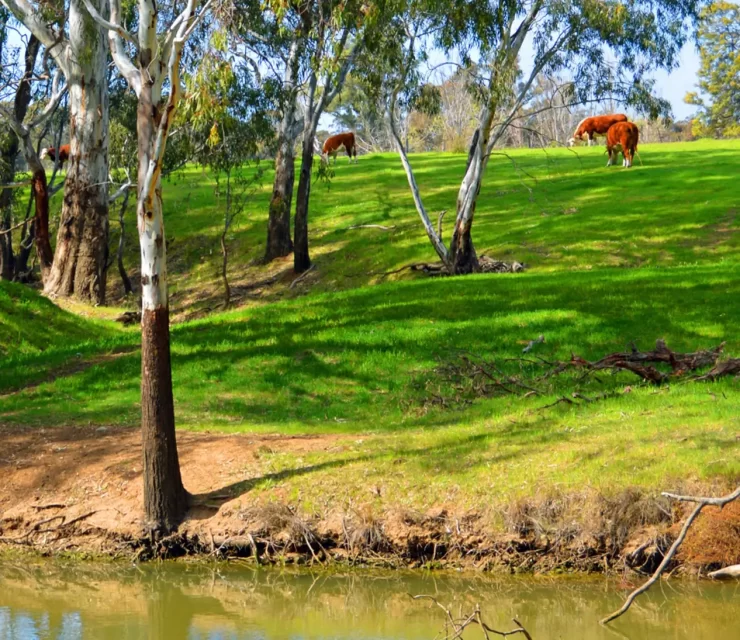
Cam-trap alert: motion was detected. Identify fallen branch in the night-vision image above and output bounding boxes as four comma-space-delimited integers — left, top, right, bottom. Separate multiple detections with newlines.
601, 485, 740, 625
708, 564, 740, 580
346, 224, 396, 231
428, 340, 735, 411
693, 358, 740, 381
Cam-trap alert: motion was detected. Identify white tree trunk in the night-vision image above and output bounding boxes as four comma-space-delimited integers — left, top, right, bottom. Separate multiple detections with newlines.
44, 0, 110, 304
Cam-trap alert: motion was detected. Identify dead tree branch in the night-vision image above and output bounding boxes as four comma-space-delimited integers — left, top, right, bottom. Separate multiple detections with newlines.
410, 595, 533, 639
346, 224, 396, 231
601, 486, 740, 625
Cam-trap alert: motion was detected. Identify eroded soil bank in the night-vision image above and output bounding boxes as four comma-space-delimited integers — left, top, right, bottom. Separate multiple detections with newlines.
1, 425, 738, 574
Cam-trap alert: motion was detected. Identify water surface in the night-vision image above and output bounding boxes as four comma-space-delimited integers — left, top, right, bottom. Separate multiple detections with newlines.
0, 561, 738, 639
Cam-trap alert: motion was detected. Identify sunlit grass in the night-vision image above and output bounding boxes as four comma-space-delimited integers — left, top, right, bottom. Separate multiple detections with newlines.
1, 139, 739, 507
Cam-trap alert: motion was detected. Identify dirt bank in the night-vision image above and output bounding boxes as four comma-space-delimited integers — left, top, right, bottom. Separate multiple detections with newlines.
1, 425, 738, 574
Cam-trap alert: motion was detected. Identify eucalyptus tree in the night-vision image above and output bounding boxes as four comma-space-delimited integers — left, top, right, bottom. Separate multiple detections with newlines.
0, 33, 66, 284
388, 0, 708, 274
292, 0, 377, 273
183, 44, 274, 306
1, 0, 111, 302
685, 1, 740, 137
229, 0, 308, 262
83, 0, 214, 534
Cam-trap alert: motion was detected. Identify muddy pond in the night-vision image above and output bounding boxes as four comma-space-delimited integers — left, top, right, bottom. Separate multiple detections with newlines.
0, 561, 738, 639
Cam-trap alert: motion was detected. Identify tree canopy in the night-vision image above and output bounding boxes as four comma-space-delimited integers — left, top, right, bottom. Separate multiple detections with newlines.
685, 1, 740, 137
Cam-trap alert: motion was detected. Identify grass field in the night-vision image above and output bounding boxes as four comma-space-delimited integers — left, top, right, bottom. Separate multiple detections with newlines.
1, 139, 739, 515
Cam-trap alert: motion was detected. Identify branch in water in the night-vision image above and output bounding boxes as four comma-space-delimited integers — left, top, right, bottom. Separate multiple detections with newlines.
601, 485, 740, 625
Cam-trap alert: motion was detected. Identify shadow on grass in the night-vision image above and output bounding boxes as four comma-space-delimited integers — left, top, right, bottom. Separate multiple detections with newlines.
1, 263, 739, 432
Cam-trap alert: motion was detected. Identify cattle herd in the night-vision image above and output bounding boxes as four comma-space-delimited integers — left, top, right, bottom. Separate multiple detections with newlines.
567, 113, 640, 168
317, 113, 641, 170
40, 115, 640, 175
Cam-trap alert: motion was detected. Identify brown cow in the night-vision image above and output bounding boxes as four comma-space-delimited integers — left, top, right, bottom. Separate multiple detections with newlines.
39, 144, 71, 168
567, 114, 628, 147
605, 121, 639, 168
322, 132, 357, 164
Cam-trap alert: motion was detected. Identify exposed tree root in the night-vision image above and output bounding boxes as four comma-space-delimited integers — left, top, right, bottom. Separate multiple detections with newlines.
2, 486, 737, 582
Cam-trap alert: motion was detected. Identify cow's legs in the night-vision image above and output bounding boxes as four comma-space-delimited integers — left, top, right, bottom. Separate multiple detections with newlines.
606, 148, 613, 166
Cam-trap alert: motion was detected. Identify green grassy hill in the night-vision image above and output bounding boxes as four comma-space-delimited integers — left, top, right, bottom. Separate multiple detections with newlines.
1, 139, 738, 513
0, 281, 118, 356
140, 139, 740, 316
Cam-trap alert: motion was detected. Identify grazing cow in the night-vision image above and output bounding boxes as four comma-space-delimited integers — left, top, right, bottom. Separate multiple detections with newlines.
322, 132, 357, 164
567, 114, 628, 147
605, 121, 639, 168
39, 144, 71, 168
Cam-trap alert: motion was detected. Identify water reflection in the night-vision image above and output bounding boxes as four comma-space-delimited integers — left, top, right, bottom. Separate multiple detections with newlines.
0, 561, 738, 639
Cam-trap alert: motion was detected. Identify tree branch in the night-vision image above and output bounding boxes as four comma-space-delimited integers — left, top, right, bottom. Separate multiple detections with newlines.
0, 0, 70, 76
81, 0, 137, 46
601, 485, 740, 625
27, 70, 67, 129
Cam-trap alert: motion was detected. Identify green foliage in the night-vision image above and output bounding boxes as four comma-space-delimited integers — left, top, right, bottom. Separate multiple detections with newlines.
685, 1, 740, 138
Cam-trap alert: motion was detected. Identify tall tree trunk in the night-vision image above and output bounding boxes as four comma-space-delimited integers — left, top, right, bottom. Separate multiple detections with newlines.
0, 34, 40, 280
44, 0, 109, 305
264, 39, 302, 263
449, 111, 494, 275
0, 137, 18, 281
30, 169, 54, 281
449, 216, 479, 274
265, 143, 295, 260
293, 135, 315, 274
117, 188, 133, 295
137, 81, 188, 536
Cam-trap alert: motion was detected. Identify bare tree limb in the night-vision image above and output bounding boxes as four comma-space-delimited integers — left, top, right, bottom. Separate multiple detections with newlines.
346, 224, 396, 231
601, 486, 740, 625
410, 595, 533, 640
81, 0, 137, 46
0, 0, 70, 76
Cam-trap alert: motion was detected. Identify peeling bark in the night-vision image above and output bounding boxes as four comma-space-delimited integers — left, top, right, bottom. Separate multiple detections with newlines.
265, 144, 295, 260
44, 0, 110, 304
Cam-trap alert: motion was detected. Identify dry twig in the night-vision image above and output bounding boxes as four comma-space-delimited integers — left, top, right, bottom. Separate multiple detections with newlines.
410, 594, 533, 639
346, 224, 397, 231
290, 264, 317, 289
